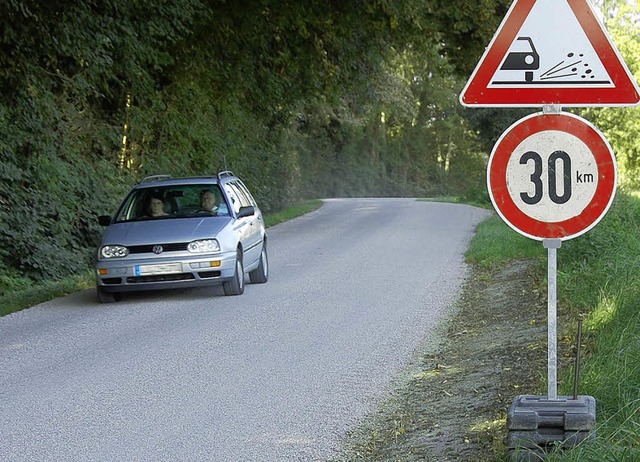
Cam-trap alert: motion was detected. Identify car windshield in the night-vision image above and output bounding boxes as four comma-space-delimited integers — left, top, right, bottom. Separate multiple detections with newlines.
113, 184, 230, 222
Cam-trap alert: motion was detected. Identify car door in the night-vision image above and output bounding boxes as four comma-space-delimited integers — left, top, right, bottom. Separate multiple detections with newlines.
233, 180, 264, 264
224, 181, 262, 265
235, 179, 264, 260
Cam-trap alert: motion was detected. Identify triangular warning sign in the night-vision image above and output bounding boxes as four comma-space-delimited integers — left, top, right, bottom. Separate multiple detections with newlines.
460, 0, 640, 107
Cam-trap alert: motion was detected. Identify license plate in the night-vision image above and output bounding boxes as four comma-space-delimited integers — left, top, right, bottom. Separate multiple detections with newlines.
135, 263, 182, 276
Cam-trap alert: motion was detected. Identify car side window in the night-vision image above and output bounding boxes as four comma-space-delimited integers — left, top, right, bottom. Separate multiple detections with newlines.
224, 183, 241, 214
236, 180, 257, 207
229, 181, 252, 209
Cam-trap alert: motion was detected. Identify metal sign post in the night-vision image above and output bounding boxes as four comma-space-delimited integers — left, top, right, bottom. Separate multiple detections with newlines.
543, 238, 561, 400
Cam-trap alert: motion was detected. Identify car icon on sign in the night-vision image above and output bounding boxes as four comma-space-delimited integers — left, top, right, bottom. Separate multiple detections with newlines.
500, 37, 540, 82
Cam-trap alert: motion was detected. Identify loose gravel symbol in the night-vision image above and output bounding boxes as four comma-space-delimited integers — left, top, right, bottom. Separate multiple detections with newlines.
540, 52, 598, 81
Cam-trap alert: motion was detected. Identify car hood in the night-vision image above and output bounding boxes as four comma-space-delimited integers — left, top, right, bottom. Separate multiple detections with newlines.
101, 217, 232, 245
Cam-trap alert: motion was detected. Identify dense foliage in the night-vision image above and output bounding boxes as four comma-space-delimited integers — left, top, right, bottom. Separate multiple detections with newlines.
0, 0, 508, 286
1, 0, 638, 288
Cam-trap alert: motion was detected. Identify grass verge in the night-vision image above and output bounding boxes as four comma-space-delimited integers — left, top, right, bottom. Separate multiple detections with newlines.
263, 199, 323, 227
465, 214, 544, 270
442, 192, 640, 462
471, 192, 639, 461
543, 191, 640, 461
0, 199, 324, 318
0, 271, 95, 317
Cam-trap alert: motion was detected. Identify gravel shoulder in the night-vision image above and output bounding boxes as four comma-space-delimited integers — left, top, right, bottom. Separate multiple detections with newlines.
335, 259, 548, 461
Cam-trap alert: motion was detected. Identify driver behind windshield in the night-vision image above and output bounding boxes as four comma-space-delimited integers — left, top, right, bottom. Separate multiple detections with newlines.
200, 189, 228, 215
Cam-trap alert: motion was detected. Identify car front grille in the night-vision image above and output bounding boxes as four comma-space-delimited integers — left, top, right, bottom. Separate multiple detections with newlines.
198, 271, 221, 279
127, 273, 195, 283
102, 278, 123, 285
128, 243, 189, 254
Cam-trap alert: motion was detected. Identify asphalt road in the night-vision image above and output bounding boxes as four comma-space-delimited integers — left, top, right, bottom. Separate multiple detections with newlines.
0, 198, 490, 462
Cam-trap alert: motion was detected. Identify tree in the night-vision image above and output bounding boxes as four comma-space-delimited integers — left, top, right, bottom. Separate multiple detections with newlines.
0, 0, 511, 284
581, 0, 640, 188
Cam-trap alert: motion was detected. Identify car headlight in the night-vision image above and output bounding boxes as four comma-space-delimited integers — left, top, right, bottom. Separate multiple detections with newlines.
100, 245, 129, 259
188, 239, 220, 253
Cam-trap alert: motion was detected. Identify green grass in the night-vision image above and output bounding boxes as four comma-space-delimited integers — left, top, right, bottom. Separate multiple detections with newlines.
0, 271, 95, 317
0, 199, 324, 317
465, 214, 544, 269
544, 192, 640, 461
467, 192, 640, 461
263, 199, 323, 227
467, 192, 640, 462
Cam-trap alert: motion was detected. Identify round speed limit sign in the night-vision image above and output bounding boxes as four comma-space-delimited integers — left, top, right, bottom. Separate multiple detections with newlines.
488, 112, 617, 241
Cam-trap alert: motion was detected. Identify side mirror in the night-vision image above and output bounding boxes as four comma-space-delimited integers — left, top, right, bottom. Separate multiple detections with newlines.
237, 206, 255, 218
98, 215, 112, 226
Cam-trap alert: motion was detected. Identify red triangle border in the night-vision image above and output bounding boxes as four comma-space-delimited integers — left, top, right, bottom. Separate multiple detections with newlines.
460, 0, 640, 107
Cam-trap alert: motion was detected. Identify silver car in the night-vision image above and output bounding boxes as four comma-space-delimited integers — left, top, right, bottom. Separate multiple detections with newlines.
95, 172, 268, 303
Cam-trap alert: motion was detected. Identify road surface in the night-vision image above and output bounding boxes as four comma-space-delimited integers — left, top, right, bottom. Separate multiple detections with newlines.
0, 198, 490, 461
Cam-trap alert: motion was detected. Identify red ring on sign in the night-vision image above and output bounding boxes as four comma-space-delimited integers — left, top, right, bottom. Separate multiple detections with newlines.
488, 112, 616, 240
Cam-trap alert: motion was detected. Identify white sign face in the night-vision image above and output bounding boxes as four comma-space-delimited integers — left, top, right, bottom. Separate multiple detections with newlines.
490, 0, 612, 88
488, 112, 617, 241
506, 130, 598, 222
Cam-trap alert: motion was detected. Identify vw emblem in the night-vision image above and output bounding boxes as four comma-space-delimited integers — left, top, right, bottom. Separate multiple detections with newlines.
152, 245, 164, 254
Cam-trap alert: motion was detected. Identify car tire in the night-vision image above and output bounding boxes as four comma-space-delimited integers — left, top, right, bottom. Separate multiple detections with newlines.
249, 244, 268, 284
97, 286, 121, 303
223, 250, 244, 296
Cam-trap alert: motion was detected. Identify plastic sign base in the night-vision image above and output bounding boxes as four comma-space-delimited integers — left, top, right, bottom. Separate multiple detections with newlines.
506, 394, 596, 460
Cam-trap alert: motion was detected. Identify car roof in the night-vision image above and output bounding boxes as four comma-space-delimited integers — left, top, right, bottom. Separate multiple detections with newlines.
134, 172, 238, 189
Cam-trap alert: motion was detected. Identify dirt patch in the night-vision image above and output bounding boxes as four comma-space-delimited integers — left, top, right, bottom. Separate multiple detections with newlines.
337, 259, 549, 461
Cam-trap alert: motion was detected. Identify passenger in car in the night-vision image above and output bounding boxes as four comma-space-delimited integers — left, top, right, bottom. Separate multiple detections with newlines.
147, 193, 168, 217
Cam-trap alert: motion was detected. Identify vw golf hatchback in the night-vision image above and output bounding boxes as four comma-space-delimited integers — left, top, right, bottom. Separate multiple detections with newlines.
95, 172, 268, 302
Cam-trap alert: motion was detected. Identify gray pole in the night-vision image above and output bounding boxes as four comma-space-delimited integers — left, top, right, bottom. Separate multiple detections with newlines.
573, 317, 584, 400
543, 238, 562, 400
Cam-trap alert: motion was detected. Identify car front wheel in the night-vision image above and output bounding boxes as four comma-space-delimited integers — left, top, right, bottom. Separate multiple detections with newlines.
223, 250, 244, 296
249, 244, 268, 284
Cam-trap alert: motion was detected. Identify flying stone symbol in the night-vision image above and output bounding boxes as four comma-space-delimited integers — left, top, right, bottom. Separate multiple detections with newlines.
495, 37, 611, 85
540, 52, 599, 81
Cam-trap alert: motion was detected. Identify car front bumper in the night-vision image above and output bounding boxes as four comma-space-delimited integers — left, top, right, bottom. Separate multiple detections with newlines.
96, 251, 237, 293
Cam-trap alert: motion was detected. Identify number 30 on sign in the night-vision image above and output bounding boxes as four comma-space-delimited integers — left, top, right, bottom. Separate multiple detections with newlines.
487, 112, 617, 241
